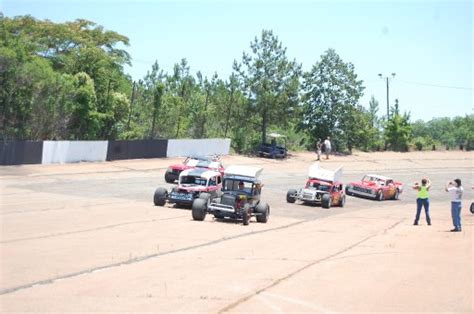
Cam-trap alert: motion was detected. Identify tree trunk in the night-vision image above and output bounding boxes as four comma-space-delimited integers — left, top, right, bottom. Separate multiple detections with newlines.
261, 105, 267, 144
127, 81, 136, 131
202, 86, 210, 138
224, 86, 234, 138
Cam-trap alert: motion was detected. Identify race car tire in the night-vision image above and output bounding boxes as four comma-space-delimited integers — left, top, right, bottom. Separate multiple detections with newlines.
213, 213, 225, 219
470, 203, 474, 214
192, 198, 207, 221
255, 202, 270, 223
376, 190, 384, 201
164, 171, 175, 183
322, 194, 332, 209
242, 204, 250, 225
153, 187, 168, 206
199, 192, 211, 205
393, 189, 400, 200
340, 195, 346, 207
345, 185, 353, 196
286, 189, 297, 203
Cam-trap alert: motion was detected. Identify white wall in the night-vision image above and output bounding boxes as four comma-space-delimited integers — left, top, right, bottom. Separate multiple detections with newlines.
166, 138, 231, 157
42, 141, 108, 164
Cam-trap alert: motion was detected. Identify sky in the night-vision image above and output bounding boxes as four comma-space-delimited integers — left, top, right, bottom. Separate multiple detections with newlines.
1, 0, 472, 121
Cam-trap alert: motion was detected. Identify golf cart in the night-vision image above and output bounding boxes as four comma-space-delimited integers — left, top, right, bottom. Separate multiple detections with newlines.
258, 133, 287, 159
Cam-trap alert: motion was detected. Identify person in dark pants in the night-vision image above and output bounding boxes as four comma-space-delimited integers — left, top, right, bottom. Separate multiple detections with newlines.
446, 178, 464, 232
413, 177, 431, 225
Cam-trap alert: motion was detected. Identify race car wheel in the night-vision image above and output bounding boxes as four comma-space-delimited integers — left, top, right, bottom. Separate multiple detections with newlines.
470, 203, 474, 214
377, 190, 384, 201
213, 213, 225, 219
192, 199, 207, 221
345, 185, 352, 196
256, 202, 270, 223
286, 189, 297, 203
321, 194, 332, 209
393, 189, 400, 200
242, 204, 250, 225
199, 193, 211, 206
153, 187, 168, 206
164, 171, 175, 183
340, 195, 346, 207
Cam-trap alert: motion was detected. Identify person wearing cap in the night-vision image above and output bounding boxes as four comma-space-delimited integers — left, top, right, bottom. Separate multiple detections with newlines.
412, 177, 431, 226
445, 178, 464, 232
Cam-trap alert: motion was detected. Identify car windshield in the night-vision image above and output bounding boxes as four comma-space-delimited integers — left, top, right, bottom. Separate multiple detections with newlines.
196, 160, 211, 168
307, 182, 330, 191
223, 179, 253, 194
180, 176, 207, 186
362, 176, 384, 185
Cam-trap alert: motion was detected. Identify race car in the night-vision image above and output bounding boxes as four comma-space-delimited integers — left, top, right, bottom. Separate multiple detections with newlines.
286, 163, 345, 208
154, 168, 222, 207
164, 155, 224, 183
345, 174, 403, 201
191, 165, 270, 225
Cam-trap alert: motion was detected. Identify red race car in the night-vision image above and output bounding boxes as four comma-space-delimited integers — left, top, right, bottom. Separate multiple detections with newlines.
345, 174, 403, 201
287, 163, 345, 208
164, 155, 224, 183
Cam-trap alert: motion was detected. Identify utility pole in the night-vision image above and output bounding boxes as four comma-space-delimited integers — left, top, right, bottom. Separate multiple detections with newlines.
378, 73, 396, 119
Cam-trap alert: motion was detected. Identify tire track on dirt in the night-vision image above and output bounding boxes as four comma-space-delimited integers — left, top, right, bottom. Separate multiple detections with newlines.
0, 218, 315, 295
0, 216, 187, 244
217, 219, 404, 313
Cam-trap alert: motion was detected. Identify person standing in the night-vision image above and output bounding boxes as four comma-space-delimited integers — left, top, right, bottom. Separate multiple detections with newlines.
412, 178, 431, 225
445, 178, 463, 232
324, 137, 331, 160
315, 139, 322, 161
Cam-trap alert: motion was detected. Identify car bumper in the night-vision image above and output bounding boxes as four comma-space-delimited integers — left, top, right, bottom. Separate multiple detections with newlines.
347, 188, 377, 199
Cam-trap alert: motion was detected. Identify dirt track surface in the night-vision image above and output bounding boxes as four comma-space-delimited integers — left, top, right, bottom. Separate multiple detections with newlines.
1, 151, 473, 313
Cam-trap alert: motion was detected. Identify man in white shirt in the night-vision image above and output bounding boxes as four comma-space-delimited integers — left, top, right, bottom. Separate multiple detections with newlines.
323, 137, 331, 160
445, 178, 463, 232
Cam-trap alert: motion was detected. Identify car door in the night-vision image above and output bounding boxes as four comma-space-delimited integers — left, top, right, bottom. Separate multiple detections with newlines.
331, 185, 340, 204
387, 180, 396, 199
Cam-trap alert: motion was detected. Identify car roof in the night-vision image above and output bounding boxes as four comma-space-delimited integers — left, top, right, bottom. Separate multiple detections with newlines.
186, 155, 211, 160
224, 165, 263, 181
365, 174, 392, 181
195, 160, 221, 169
308, 163, 343, 183
180, 168, 221, 179
267, 132, 286, 138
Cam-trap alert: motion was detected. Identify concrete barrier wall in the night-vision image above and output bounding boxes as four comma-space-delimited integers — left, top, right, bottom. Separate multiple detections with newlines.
0, 141, 43, 165
106, 140, 168, 161
166, 138, 231, 157
1, 138, 230, 165
42, 141, 108, 164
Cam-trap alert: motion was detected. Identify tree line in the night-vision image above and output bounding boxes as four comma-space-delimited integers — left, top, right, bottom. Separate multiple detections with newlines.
1, 15, 472, 152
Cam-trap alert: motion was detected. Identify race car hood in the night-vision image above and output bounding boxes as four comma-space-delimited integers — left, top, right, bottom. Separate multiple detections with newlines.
177, 185, 208, 192
301, 188, 328, 195
169, 164, 189, 171
350, 181, 381, 189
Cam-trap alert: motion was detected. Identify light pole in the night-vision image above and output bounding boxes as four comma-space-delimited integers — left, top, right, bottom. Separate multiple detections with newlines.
378, 73, 396, 118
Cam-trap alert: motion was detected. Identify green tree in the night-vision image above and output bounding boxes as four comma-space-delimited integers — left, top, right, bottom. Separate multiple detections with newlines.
150, 83, 164, 139
69, 72, 100, 139
234, 30, 301, 144
301, 48, 365, 151
0, 15, 132, 140
384, 100, 412, 151
166, 59, 196, 138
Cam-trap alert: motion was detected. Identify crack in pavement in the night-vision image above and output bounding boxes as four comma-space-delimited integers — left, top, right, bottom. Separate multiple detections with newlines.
0, 218, 316, 296
0, 216, 187, 244
217, 219, 405, 313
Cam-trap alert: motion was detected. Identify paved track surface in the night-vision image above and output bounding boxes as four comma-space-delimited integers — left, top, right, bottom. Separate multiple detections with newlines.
1, 151, 472, 312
